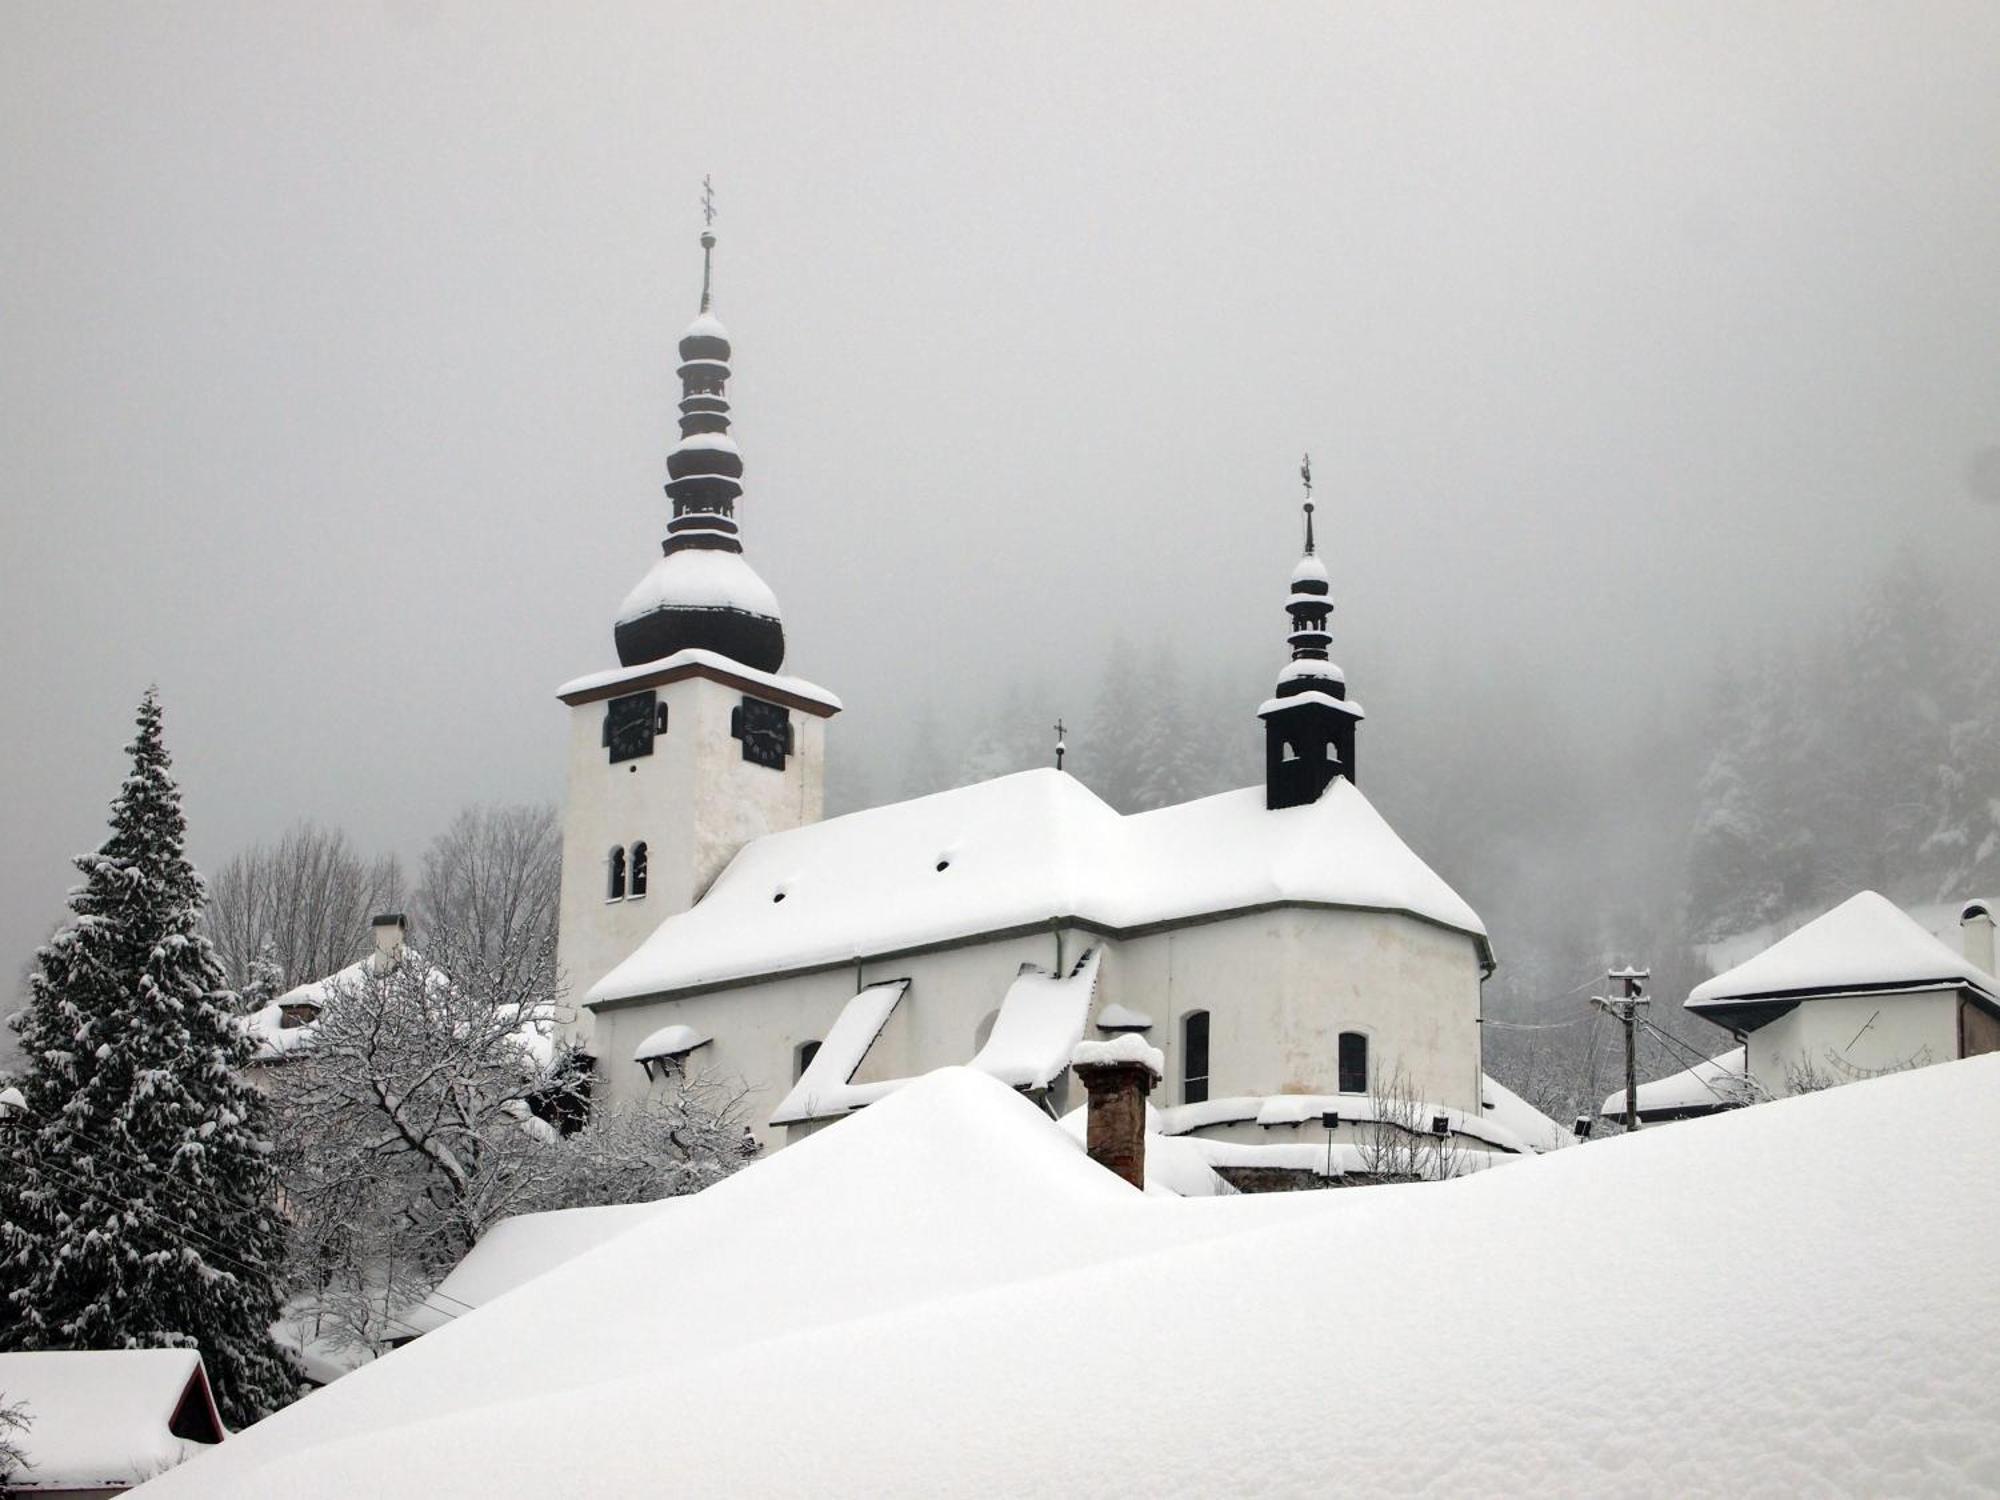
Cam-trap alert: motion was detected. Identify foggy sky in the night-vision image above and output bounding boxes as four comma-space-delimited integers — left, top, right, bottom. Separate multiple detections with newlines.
5, 2, 1999, 995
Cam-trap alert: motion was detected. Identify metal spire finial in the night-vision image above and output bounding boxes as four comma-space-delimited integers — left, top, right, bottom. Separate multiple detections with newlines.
1300, 452, 1316, 555
1054, 717, 1067, 772
698, 174, 717, 313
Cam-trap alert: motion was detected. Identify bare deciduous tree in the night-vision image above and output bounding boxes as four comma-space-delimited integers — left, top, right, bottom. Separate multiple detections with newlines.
206, 822, 405, 994
0, 1395, 29, 1497
268, 918, 749, 1356
412, 803, 561, 994
1357, 1065, 1467, 1182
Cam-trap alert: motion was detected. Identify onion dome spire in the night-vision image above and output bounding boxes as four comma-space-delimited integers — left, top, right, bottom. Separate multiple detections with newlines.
1259, 454, 1364, 806
613, 179, 787, 673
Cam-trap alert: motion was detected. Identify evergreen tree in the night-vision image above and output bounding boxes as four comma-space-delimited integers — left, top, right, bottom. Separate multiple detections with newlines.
236, 935, 285, 1017
0, 691, 298, 1425
1685, 665, 1782, 943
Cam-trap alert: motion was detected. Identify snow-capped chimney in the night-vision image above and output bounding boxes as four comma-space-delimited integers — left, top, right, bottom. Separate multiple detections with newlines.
1070, 1036, 1165, 1190
1962, 900, 1995, 977
372, 913, 408, 966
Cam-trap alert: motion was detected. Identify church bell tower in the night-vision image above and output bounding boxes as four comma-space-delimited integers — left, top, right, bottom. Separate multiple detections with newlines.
1260, 456, 1363, 810
554, 187, 839, 1044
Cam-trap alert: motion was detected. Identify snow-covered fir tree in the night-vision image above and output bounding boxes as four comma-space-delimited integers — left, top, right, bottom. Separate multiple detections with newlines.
0, 690, 297, 1426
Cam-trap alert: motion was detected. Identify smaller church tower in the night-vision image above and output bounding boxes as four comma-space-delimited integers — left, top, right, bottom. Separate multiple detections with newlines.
1259, 456, 1364, 809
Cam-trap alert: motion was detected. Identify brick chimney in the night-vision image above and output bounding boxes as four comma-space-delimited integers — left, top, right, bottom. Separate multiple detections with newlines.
1070, 1035, 1165, 1190
1963, 900, 1995, 977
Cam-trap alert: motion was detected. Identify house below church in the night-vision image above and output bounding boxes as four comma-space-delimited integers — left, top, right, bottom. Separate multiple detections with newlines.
1604, 890, 2000, 1124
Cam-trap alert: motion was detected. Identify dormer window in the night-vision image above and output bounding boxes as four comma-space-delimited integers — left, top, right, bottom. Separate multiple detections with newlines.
607, 845, 627, 901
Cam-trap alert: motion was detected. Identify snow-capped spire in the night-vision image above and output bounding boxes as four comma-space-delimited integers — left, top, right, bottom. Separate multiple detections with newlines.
613, 181, 787, 673
1280, 458, 1339, 691
1259, 457, 1364, 806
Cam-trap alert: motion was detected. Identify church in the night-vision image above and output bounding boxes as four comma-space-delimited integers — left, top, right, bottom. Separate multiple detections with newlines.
551, 217, 1566, 1184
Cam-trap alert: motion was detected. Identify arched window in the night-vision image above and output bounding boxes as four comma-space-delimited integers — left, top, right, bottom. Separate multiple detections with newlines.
794, 1040, 821, 1081
1181, 1010, 1210, 1105
1338, 1031, 1368, 1095
629, 841, 649, 898
607, 845, 627, 901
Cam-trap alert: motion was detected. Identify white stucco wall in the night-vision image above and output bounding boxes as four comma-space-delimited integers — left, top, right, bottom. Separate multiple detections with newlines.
587, 905, 1486, 1153
554, 671, 826, 1050
1745, 989, 1962, 1098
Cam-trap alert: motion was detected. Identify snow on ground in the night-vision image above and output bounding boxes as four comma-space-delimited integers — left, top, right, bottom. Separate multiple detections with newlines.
137, 1059, 2000, 1498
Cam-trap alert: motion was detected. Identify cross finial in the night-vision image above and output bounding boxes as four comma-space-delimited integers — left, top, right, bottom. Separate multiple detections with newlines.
697, 175, 718, 312
1300, 452, 1316, 555
1054, 718, 1067, 772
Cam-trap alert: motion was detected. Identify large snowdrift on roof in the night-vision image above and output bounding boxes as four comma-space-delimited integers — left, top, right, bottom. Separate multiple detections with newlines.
145, 1057, 2000, 1498
1690, 889, 1998, 1010
591, 769, 1486, 1002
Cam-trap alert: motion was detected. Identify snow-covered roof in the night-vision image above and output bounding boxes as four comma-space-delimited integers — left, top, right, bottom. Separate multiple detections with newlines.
554, 647, 842, 715
1289, 552, 1330, 587
768, 980, 910, 1125
0, 1348, 223, 1490
591, 770, 1487, 1005
1093, 1002, 1153, 1031
1688, 890, 2000, 1013
131, 1058, 2000, 1498
396, 1199, 673, 1339
967, 949, 1102, 1089
1479, 1074, 1579, 1151
1156, 1087, 1538, 1154
631, 1023, 710, 1063
1601, 1046, 1749, 1124
615, 549, 780, 626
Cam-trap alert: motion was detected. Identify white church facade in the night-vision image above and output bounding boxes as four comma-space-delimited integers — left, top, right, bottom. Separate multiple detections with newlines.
552, 218, 1566, 1182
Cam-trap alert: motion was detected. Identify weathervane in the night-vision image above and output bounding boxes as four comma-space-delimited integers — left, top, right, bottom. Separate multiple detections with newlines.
1054, 718, 1067, 772
1300, 451, 1316, 554
701, 173, 717, 229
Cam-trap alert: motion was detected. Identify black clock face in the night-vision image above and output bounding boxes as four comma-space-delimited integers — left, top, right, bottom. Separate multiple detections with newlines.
735, 696, 792, 770
604, 691, 658, 763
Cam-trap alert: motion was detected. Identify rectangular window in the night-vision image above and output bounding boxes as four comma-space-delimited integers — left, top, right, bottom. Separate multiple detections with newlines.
1182, 1010, 1210, 1105
1338, 1032, 1368, 1095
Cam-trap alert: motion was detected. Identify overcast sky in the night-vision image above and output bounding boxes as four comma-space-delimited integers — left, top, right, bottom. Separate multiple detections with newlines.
4, 1, 1998, 990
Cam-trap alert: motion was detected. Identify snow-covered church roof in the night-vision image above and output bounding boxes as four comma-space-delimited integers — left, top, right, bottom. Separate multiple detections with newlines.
128, 1058, 2000, 1498
589, 769, 1488, 1005
1688, 890, 1999, 1014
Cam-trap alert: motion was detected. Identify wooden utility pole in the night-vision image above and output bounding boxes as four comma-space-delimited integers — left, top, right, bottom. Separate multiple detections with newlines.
1591, 965, 1650, 1130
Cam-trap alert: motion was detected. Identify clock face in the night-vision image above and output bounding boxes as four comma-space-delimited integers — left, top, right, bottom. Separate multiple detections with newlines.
735, 696, 792, 770
603, 691, 659, 763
